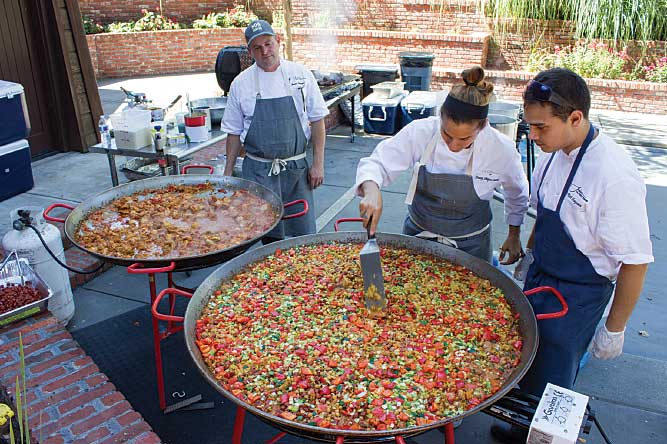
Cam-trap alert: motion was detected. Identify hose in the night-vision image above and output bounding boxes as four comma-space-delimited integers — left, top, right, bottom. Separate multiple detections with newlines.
26, 224, 105, 275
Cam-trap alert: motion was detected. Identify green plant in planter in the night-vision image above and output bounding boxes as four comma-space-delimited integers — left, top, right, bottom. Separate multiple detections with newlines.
3, 334, 38, 444
193, 13, 227, 29
133, 9, 181, 31
227, 5, 257, 27
192, 5, 257, 29
643, 57, 667, 82
527, 41, 629, 80
82, 16, 105, 34
108, 9, 181, 33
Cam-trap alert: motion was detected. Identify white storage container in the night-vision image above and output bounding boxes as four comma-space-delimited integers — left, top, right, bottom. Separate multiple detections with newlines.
110, 109, 152, 149
370, 81, 406, 99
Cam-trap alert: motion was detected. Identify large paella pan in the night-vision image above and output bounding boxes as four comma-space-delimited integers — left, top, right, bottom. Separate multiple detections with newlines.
179, 231, 566, 443
44, 175, 307, 271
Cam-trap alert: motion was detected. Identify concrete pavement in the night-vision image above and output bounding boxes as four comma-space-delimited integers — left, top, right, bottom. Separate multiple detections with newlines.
0, 72, 665, 443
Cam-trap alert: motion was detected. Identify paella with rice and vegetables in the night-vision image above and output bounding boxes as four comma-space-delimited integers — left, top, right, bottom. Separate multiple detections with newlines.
195, 242, 523, 431
73, 183, 278, 260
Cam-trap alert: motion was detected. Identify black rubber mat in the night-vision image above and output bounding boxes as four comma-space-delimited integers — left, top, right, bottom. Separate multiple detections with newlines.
71, 301, 319, 444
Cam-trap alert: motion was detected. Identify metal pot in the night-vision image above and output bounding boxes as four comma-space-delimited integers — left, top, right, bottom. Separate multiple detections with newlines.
43, 175, 304, 271
188, 97, 227, 125
182, 232, 564, 442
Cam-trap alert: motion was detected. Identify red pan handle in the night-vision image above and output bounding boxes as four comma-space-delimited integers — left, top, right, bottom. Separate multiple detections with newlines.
334, 217, 364, 232
181, 164, 214, 175
43, 203, 75, 223
152, 288, 193, 322
282, 199, 308, 220
524, 285, 569, 320
127, 262, 176, 274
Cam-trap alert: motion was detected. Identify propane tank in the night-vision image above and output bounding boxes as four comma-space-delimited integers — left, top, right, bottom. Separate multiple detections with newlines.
2, 206, 74, 324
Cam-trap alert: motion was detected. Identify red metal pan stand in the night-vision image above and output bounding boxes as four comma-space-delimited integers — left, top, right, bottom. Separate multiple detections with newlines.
130, 264, 194, 410
133, 200, 308, 411
231, 406, 456, 444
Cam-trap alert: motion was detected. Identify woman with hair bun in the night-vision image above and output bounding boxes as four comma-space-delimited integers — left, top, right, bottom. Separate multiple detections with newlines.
355, 66, 529, 263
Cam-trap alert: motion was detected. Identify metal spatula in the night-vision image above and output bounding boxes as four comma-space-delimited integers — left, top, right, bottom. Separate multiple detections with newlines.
359, 217, 386, 311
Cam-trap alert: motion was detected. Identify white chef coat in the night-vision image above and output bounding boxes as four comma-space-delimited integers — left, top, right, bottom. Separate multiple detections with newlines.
530, 131, 654, 280
355, 116, 529, 226
221, 59, 329, 142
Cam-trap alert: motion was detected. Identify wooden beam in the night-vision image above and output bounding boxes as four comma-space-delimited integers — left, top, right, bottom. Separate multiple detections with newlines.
65, 0, 103, 147
282, 0, 293, 61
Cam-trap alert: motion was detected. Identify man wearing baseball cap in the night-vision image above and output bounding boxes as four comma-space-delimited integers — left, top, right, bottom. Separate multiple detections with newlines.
222, 19, 329, 242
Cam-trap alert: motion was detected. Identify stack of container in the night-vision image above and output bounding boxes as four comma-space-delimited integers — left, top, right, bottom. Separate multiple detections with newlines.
0, 80, 33, 202
362, 81, 407, 135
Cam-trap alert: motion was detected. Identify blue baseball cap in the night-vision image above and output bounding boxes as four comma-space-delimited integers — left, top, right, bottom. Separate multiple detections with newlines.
245, 20, 276, 46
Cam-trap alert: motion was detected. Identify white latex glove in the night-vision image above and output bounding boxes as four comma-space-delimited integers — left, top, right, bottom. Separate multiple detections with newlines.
590, 325, 625, 360
513, 248, 533, 282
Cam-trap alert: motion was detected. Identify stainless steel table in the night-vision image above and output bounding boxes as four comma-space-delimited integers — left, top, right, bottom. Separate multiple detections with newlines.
89, 130, 227, 186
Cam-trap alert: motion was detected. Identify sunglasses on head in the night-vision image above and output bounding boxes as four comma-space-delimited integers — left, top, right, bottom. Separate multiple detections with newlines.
526, 80, 575, 110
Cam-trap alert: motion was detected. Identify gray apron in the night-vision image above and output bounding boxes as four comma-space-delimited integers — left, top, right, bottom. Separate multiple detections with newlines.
403, 130, 493, 262
242, 65, 316, 239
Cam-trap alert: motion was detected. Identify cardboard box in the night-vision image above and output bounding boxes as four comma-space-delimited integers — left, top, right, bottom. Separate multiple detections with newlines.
528, 383, 589, 444
114, 128, 152, 149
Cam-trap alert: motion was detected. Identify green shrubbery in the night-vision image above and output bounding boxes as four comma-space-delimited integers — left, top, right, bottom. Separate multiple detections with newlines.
643, 57, 667, 83
106, 9, 181, 33
86, 5, 258, 34
483, 0, 667, 42
192, 6, 258, 29
83, 16, 105, 34
527, 42, 667, 83
527, 42, 628, 80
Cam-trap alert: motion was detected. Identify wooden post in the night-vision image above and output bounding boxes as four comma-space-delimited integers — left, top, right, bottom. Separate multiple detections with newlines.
282, 0, 293, 60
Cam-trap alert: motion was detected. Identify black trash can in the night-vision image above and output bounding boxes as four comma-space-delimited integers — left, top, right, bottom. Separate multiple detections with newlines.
355, 64, 399, 98
399, 52, 435, 92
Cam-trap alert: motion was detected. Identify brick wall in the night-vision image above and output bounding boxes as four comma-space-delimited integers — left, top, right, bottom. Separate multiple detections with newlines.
80, 0, 667, 72
86, 28, 246, 78
430, 67, 667, 114
0, 314, 161, 444
291, 28, 489, 72
87, 27, 488, 78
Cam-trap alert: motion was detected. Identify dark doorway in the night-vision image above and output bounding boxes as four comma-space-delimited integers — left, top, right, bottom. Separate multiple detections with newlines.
1, 0, 59, 158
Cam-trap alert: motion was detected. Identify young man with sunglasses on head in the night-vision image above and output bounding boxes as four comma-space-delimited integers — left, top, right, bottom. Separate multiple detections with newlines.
492, 68, 653, 442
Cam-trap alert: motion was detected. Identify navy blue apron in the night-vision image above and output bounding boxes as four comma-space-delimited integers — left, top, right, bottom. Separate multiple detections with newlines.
403, 130, 493, 262
242, 65, 316, 239
520, 124, 614, 396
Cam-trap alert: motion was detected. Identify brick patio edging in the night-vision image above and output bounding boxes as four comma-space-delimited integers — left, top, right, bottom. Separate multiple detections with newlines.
0, 313, 161, 444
